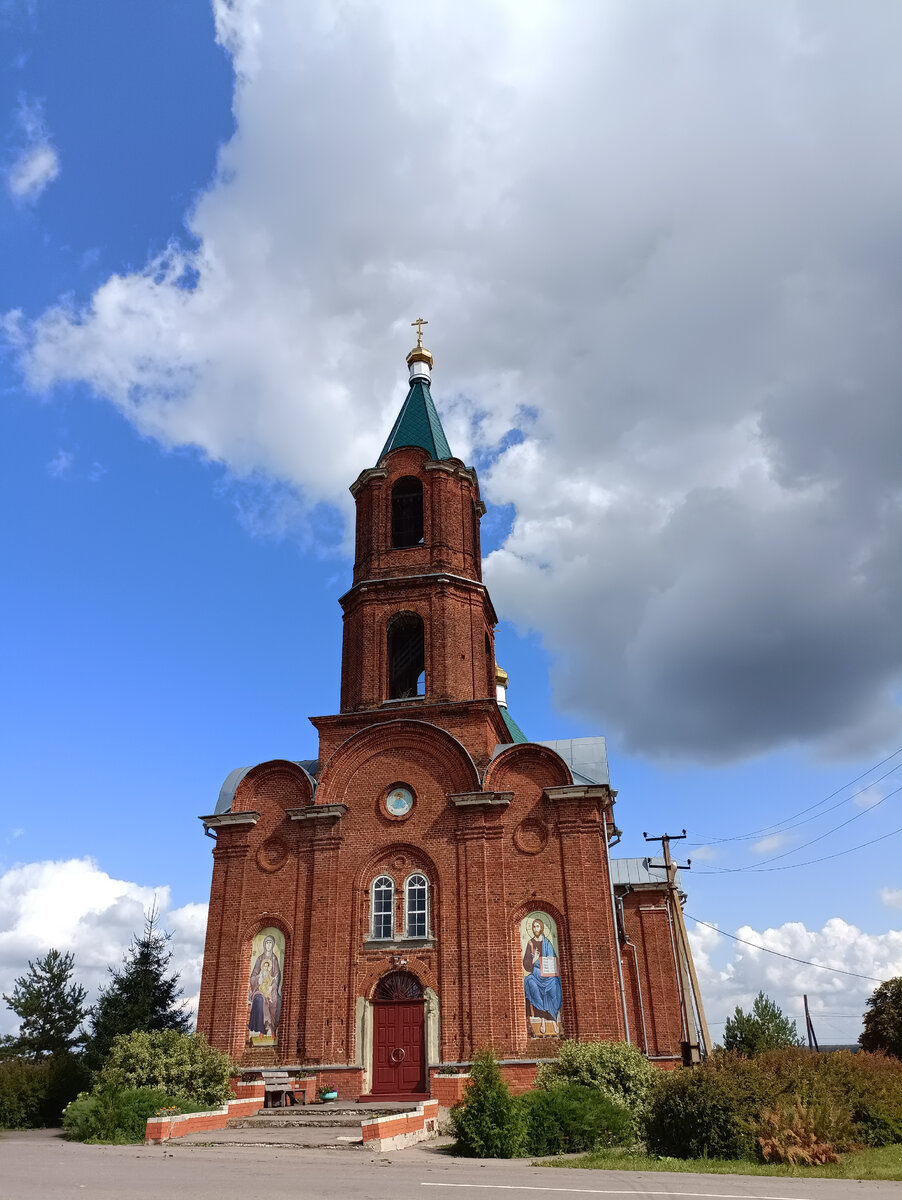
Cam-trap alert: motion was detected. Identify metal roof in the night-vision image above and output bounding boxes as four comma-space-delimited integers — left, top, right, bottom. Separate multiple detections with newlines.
378, 379, 453, 462
500, 707, 528, 744
609, 856, 682, 889
538, 737, 609, 786
215, 760, 319, 814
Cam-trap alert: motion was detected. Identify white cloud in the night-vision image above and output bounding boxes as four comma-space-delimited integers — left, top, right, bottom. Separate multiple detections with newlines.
0, 859, 206, 1037
7, 97, 60, 202
880, 888, 902, 910
688, 917, 902, 1045
45, 448, 73, 477
752, 833, 790, 855
8, 1, 902, 761
854, 785, 886, 808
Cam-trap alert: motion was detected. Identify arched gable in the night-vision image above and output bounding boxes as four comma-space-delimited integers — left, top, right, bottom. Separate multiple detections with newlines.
232, 759, 315, 813
483, 743, 572, 794
317, 719, 479, 800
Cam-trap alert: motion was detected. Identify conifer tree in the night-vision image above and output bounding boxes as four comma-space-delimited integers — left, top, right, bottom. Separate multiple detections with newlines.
723, 991, 802, 1055
2, 948, 89, 1059
87, 904, 191, 1066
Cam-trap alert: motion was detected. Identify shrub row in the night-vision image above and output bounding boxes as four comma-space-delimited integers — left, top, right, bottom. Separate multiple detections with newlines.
62, 1088, 207, 1144
452, 1045, 902, 1162
645, 1048, 902, 1161
451, 1049, 637, 1158
0, 1056, 91, 1129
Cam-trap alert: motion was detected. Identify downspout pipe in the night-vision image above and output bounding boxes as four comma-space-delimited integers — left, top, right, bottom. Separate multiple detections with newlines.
617, 889, 649, 1055
603, 815, 630, 1046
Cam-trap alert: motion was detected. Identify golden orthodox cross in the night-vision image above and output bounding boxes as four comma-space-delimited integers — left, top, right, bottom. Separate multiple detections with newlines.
411, 317, 428, 347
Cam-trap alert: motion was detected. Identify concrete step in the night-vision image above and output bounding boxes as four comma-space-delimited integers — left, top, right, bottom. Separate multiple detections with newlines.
229, 1115, 368, 1129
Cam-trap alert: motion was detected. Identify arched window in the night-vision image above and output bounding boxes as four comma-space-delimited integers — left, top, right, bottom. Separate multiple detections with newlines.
405, 873, 429, 939
388, 613, 425, 699
391, 477, 424, 548
371, 875, 395, 940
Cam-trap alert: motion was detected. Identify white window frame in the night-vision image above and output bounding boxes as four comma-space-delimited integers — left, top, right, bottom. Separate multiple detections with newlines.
371, 875, 395, 940
404, 872, 429, 939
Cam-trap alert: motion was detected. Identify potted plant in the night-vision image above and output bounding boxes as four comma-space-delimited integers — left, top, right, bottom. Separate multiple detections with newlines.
318, 1085, 338, 1102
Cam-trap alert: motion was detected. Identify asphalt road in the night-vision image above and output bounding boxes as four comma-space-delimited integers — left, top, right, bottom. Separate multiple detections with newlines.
0, 1130, 897, 1200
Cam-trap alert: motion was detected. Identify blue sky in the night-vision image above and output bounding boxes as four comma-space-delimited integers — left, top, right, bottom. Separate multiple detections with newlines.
2, 0, 901, 1044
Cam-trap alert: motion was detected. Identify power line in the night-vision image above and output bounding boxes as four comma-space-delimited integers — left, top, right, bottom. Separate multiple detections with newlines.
690, 761, 902, 847
688, 746, 902, 846
695, 820, 902, 874
697, 781, 902, 873
685, 914, 887, 982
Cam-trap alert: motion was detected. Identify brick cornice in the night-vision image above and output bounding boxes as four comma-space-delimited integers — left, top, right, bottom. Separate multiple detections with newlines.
199, 811, 261, 830
450, 791, 513, 809
544, 784, 613, 808
287, 804, 348, 822
349, 467, 388, 498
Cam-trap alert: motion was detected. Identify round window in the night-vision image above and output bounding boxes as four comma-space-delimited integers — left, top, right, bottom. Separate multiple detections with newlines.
384, 785, 415, 818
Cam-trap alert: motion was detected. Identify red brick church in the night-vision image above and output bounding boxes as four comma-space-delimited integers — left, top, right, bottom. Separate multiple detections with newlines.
196, 329, 693, 1097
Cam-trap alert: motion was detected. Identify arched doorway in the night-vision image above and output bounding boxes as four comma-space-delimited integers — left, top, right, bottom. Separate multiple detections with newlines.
371, 971, 427, 1097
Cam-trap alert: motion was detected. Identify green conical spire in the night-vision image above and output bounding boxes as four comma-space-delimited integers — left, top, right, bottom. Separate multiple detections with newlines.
379, 322, 453, 462
379, 377, 453, 462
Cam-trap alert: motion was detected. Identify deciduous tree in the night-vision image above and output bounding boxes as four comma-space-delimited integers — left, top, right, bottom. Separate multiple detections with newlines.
859, 977, 902, 1059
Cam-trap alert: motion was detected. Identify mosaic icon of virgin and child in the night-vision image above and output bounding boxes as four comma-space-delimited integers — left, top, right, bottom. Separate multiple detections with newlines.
521, 912, 563, 1038
247, 928, 283, 1047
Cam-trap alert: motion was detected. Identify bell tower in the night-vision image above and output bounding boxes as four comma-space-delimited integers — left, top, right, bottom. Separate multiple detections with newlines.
338, 325, 499, 720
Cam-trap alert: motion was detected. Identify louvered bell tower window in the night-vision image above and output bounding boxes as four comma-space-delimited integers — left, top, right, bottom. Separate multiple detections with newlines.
391, 476, 424, 548
388, 613, 425, 699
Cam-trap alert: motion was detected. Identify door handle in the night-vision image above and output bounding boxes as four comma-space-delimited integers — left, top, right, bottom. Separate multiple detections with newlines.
390, 1047, 406, 1064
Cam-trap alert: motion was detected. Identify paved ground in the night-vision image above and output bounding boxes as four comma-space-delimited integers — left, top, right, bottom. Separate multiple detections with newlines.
1, 1129, 898, 1200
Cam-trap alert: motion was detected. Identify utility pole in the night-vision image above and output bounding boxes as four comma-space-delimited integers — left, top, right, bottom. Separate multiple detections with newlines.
803, 994, 819, 1052
644, 830, 712, 1064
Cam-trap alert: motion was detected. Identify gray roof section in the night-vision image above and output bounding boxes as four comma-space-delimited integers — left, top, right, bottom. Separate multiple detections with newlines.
538, 737, 609, 786
609, 856, 682, 889
215, 760, 319, 814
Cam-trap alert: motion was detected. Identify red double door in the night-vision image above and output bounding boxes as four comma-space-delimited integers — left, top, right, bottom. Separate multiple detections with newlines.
371, 999, 426, 1096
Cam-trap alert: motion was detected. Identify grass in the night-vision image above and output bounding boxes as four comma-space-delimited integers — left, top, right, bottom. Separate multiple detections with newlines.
540, 1144, 902, 1181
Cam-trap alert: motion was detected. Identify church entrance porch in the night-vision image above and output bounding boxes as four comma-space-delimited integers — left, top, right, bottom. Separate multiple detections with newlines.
365, 971, 427, 1099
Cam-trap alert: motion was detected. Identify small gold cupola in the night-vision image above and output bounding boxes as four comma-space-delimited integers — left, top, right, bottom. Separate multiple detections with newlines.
406, 316, 434, 383
495, 664, 509, 707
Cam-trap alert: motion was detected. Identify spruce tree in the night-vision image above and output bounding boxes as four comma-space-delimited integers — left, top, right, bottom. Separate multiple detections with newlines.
87, 904, 191, 1066
2, 948, 89, 1059
723, 990, 802, 1055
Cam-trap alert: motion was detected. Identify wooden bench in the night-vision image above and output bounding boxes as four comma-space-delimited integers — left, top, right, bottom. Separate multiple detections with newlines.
260, 1069, 302, 1108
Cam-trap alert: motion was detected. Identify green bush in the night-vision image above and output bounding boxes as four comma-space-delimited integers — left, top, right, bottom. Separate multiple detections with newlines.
0, 1056, 91, 1129
535, 1039, 656, 1114
522, 1083, 634, 1155
644, 1066, 757, 1160
451, 1051, 527, 1158
62, 1087, 202, 1144
96, 1029, 233, 1108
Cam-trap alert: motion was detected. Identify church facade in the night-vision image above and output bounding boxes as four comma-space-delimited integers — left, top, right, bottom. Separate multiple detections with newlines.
196, 333, 687, 1097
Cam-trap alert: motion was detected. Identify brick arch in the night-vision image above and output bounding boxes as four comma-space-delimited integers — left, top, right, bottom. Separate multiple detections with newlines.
356, 840, 442, 890
482, 743, 572, 793
317, 719, 480, 799
359, 960, 439, 1001
233, 759, 315, 813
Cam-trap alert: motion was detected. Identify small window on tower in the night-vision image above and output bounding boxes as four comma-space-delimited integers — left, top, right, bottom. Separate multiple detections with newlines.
388, 613, 425, 699
391, 477, 424, 548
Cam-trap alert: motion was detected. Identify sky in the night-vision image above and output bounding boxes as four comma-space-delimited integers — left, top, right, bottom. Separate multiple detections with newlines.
2, 0, 902, 1049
